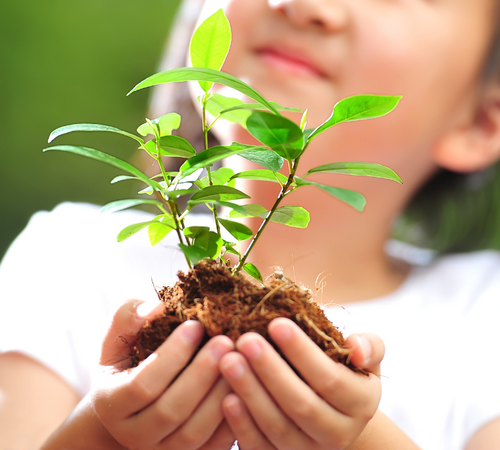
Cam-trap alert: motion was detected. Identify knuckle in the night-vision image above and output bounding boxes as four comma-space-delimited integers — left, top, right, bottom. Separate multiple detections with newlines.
264, 421, 288, 442
127, 376, 156, 404
319, 372, 341, 398
178, 427, 206, 448
293, 398, 316, 422
153, 402, 182, 428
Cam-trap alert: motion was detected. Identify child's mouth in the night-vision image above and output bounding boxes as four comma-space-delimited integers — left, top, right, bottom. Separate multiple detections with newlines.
256, 47, 326, 79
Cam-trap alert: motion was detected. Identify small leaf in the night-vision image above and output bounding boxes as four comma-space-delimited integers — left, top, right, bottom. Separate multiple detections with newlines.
233, 144, 284, 172
221, 102, 301, 115
209, 200, 248, 216
43, 145, 161, 190
295, 177, 366, 212
48, 123, 143, 145
137, 113, 181, 137
179, 243, 211, 265
144, 135, 196, 158
128, 67, 279, 115
201, 167, 235, 187
117, 221, 157, 242
270, 206, 310, 228
246, 111, 304, 159
190, 9, 232, 92
218, 219, 253, 241
305, 162, 402, 183
179, 145, 246, 178
191, 185, 250, 202
194, 231, 223, 259
148, 221, 175, 246
205, 94, 251, 127
308, 95, 402, 141
183, 226, 211, 239
229, 204, 268, 219
243, 263, 264, 285
100, 199, 162, 214
231, 169, 289, 185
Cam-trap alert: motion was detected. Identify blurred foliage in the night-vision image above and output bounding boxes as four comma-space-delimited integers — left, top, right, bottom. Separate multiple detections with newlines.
0, 0, 182, 261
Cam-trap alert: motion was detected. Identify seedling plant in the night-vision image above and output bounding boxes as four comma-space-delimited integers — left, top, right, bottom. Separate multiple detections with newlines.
44, 10, 402, 285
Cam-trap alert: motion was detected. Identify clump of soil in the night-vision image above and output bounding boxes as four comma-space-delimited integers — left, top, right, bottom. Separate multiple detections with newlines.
131, 259, 365, 374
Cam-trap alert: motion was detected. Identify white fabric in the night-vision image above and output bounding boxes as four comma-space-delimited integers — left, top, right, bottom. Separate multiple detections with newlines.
1, 202, 499, 449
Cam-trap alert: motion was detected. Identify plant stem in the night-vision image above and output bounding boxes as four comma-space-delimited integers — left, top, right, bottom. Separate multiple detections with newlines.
202, 94, 222, 238
233, 170, 297, 274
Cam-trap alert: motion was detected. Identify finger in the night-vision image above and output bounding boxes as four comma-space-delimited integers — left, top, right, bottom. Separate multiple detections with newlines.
94, 320, 205, 423
220, 351, 311, 449
159, 377, 232, 450
200, 420, 237, 450
128, 335, 234, 444
345, 333, 385, 374
236, 331, 355, 446
100, 299, 165, 367
269, 318, 381, 417
223, 393, 276, 450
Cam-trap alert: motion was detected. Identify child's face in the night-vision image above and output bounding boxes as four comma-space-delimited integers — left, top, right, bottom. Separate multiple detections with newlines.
198, 0, 497, 182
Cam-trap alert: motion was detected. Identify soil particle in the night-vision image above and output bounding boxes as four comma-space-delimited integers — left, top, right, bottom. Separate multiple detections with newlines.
131, 259, 365, 374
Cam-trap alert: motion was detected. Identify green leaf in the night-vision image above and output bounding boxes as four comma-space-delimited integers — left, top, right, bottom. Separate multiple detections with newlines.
229, 204, 268, 219
183, 226, 211, 239
201, 167, 235, 187
231, 169, 289, 185
195, 231, 223, 259
246, 111, 304, 161
305, 162, 402, 183
191, 185, 250, 202
128, 67, 279, 115
179, 145, 245, 178
144, 135, 196, 158
148, 221, 175, 246
188, 200, 248, 216
221, 102, 301, 115
247, 111, 303, 147
243, 263, 264, 285
137, 113, 181, 137
100, 199, 162, 214
190, 9, 231, 92
271, 206, 310, 228
179, 243, 211, 265
205, 94, 250, 127
295, 177, 366, 212
48, 123, 143, 145
308, 95, 402, 141
117, 221, 157, 242
111, 173, 175, 185
233, 144, 284, 172
43, 145, 161, 190
218, 219, 253, 241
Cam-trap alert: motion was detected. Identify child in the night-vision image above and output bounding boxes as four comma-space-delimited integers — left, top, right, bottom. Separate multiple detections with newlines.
1, 0, 500, 449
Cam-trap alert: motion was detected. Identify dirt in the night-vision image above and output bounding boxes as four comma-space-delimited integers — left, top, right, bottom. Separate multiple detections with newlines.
131, 259, 366, 374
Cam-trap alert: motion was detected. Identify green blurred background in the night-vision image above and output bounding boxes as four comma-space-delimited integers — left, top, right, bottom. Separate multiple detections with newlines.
0, 0, 182, 261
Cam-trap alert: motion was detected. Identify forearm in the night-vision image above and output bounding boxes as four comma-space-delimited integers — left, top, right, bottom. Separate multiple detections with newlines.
40, 394, 125, 450
348, 410, 421, 450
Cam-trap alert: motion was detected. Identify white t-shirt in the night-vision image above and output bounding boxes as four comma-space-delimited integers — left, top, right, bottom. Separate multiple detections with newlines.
1, 202, 499, 450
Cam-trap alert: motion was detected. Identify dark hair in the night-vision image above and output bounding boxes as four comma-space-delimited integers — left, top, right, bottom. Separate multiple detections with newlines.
152, 1, 500, 253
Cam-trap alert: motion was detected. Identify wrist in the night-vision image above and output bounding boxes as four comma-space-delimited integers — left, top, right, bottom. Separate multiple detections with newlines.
40, 394, 125, 450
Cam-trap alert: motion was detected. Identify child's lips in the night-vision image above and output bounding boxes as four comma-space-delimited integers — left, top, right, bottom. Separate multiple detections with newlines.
256, 47, 327, 79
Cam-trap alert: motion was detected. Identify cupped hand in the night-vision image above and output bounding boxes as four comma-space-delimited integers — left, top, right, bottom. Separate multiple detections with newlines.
219, 318, 384, 450
91, 299, 237, 450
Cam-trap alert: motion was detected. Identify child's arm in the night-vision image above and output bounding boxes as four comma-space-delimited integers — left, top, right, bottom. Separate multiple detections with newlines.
219, 319, 420, 449
40, 299, 236, 450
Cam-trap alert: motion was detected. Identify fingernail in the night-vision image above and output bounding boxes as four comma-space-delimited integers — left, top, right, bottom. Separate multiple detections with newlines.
271, 319, 292, 342
181, 321, 204, 344
356, 334, 372, 366
239, 338, 262, 359
221, 358, 245, 379
136, 301, 161, 318
225, 396, 243, 416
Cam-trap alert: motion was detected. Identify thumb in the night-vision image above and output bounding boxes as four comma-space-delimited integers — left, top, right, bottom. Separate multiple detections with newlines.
100, 299, 165, 367
345, 333, 385, 375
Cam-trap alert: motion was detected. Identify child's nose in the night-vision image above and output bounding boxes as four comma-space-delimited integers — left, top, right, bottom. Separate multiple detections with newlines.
267, 0, 349, 32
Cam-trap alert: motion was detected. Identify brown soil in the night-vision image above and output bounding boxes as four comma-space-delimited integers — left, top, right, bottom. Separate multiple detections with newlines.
131, 259, 365, 374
